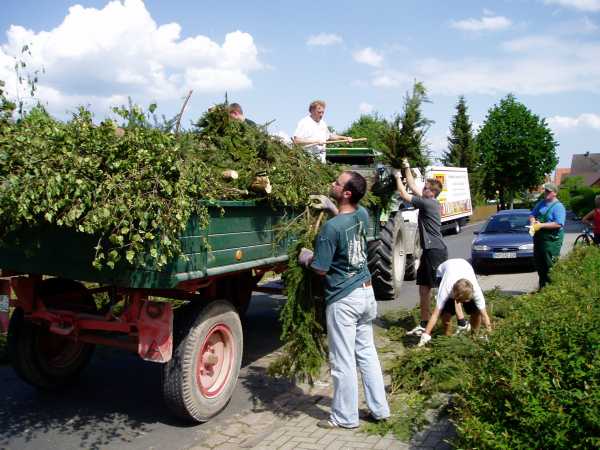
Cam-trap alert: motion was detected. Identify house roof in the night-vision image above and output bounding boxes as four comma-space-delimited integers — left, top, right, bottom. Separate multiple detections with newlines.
571, 153, 600, 172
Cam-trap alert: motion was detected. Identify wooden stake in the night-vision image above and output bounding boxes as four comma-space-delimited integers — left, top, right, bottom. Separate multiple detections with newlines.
175, 90, 193, 135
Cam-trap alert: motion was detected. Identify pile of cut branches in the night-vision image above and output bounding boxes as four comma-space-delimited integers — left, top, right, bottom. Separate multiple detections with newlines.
0, 87, 336, 269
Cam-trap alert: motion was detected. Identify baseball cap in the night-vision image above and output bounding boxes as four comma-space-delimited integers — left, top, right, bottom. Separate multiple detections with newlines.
543, 182, 558, 193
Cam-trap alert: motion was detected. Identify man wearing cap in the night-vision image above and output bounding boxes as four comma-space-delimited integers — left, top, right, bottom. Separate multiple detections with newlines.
529, 182, 566, 289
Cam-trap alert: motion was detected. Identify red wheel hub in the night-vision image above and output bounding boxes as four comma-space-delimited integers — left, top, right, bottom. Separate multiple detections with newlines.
195, 324, 234, 398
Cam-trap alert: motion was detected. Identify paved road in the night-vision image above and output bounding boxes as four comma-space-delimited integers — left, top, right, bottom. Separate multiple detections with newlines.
0, 219, 578, 450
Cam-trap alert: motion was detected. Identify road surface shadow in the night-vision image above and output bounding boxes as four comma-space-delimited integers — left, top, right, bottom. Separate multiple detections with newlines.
0, 292, 288, 449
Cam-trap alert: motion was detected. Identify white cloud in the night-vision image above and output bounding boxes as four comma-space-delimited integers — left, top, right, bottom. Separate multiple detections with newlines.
359, 102, 374, 114
369, 35, 600, 96
544, 0, 600, 12
451, 15, 512, 32
306, 33, 343, 46
0, 0, 262, 115
353, 47, 384, 67
547, 113, 600, 130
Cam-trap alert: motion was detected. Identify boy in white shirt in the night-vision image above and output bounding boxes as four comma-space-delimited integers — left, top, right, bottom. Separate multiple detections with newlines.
418, 258, 492, 346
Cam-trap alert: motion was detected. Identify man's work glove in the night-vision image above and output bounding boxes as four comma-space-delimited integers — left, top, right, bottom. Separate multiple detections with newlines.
298, 248, 314, 267
309, 195, 338, 215
454, 322, 471, 336
418, 333, 432, 347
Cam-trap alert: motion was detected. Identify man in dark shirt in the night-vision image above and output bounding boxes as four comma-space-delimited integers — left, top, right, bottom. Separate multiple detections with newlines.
297, 171, 390, 429
229, 103, 257, 127
394, 159, 457, 336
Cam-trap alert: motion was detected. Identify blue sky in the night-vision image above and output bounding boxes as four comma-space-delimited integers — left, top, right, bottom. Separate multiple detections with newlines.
2, 0, 600, 170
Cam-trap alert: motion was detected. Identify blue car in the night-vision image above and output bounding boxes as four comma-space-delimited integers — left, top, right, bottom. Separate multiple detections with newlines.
471, 209, 535, 273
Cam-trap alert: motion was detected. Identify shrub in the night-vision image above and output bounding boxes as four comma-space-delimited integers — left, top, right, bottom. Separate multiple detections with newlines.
570, 187, 600, 218
454, 246, 600, 449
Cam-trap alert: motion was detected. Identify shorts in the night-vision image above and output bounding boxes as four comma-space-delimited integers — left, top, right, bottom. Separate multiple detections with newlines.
416, 247, 448, 287
441, 299, 479, 316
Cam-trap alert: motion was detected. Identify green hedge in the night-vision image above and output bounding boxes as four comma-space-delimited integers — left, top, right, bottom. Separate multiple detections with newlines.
454, 246, 600, 449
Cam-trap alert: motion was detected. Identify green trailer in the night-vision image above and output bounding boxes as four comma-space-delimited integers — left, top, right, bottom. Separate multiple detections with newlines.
0, 149, 417, 423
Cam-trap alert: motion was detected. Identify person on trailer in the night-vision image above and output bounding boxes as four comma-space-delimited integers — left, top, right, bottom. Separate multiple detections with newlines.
529, 183, 566, 288
297, 171, 390, 429
292, 100, 353, 163
581, 194, 600, 245
417, 258, 493, 347
229, 103, 257, 127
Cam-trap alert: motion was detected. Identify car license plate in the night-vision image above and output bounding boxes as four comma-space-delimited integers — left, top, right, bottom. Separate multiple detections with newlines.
493, 252, 516, 259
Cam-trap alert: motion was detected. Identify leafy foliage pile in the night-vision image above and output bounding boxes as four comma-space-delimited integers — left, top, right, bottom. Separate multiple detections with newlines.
0, 90, 336, 270
268, 209, 328, 384
367, 289, 512, 440
373, 248, 600, 448
455, 245, 600, 449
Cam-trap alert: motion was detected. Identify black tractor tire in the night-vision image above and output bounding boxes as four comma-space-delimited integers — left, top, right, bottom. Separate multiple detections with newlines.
404, 230, 422, 281
8, 279, 96, 390
368, 213, 406, 301
162, 299, 243, 423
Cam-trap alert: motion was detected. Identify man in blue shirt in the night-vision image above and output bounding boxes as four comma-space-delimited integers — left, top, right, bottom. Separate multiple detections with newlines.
298, 171, 390, 429
529, 182, 566, 288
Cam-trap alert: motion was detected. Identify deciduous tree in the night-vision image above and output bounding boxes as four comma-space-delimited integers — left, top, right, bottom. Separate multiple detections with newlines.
476, 94, 557, 209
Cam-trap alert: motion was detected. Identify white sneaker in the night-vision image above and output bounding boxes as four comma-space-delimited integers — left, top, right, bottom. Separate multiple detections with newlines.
454, 322, 471, 336
407, 325, 426, 336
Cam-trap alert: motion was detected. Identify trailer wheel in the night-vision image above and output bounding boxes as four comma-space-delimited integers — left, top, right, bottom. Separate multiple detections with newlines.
368, 213, 406, 301
162, 299, 243, 423
8, 280, 96, 390
405, 232, 422, 281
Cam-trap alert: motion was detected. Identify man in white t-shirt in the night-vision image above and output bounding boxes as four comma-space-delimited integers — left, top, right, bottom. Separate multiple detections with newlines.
418, 259, 492, 346
293, 100, 353, 162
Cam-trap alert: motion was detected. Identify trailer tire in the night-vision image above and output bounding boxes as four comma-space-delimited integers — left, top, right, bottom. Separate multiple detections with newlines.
368, 213, 406, 301
162, 299, 243, 423
405, 232, 421, 281
8, 306, 95, 390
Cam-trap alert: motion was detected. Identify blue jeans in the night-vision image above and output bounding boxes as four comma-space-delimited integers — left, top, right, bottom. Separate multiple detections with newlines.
326, 286, 390, 427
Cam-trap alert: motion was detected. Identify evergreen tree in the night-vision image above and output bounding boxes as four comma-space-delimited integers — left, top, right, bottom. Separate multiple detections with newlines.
382, 81, 432, 170
443, 96, 476, 169
443, 96, 480, 200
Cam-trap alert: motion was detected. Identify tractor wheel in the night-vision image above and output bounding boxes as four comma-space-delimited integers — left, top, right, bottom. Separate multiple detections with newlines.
162, 300, 243, 423
405, 231, 422, 281
368, 214, 406, 301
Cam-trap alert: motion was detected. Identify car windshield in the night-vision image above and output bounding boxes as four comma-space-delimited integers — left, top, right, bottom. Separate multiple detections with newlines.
484, 214, 530, 233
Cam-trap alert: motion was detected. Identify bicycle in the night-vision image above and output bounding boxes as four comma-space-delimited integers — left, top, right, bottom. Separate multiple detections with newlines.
573, 227, 595, 248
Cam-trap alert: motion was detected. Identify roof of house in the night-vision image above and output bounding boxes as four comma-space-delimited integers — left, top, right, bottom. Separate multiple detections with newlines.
571, 153, 600, 172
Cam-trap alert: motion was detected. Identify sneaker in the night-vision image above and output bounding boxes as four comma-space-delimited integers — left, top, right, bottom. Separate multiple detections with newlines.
406, 325, 426, 336
454, 322, 471, 336
317, 419, 358, 430
359, 410, 389, 423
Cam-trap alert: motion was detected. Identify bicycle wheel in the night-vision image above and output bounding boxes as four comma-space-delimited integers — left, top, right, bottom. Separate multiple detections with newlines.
573, 234, 591, 248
